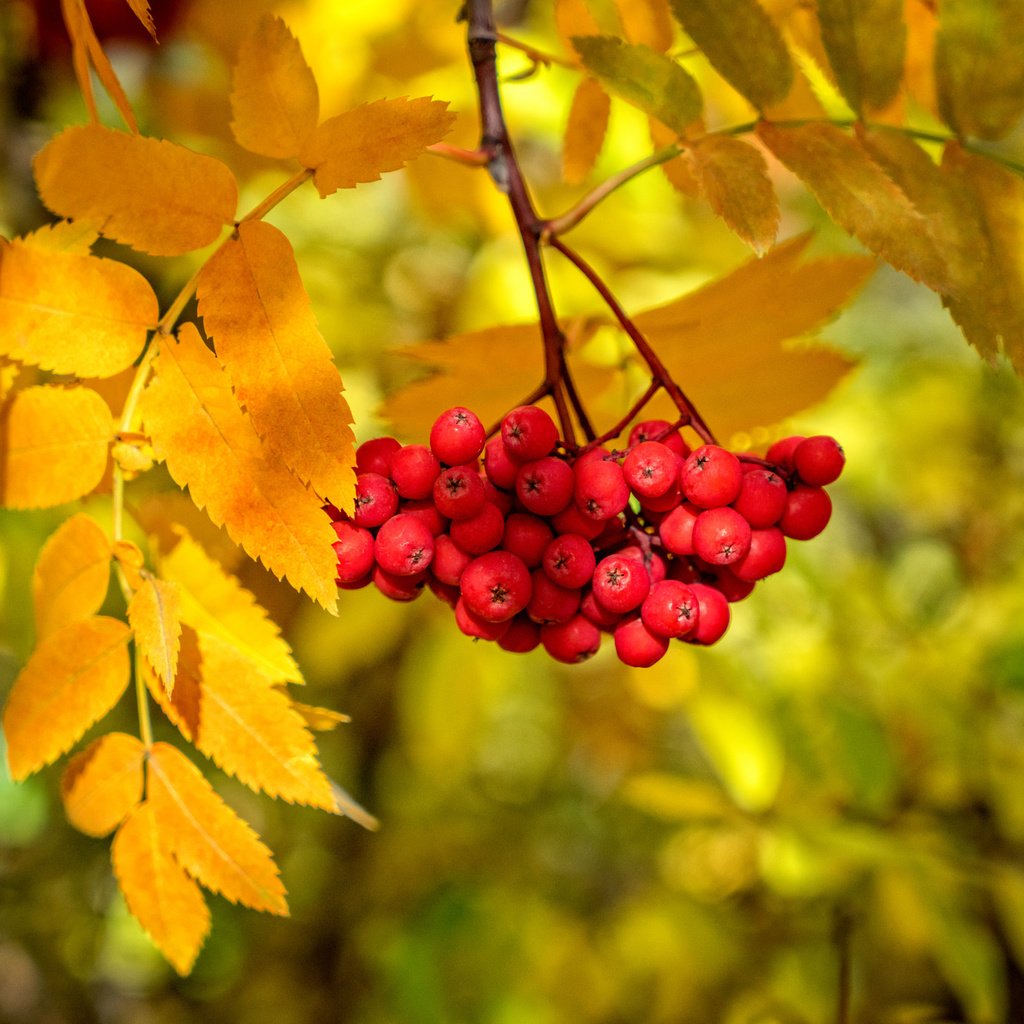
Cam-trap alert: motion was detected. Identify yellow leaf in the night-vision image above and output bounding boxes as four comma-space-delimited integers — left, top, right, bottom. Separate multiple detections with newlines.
231, 15, 319, 159
112, 538, 146, 592
3, 616, 131, 781
0, 360, 17, 404
22, 219, 98, 254
289, 699, 351, 731
159, 529, 302, 685
34, 125, 238, 256
0, 385, 113, 509
650, 118, 700, 197
128, 578, 182, 693
197, 221, 355, 507
299, 96, 456, 198
690, 135, 779, 254
32, 513, 111, 642
145, 626, 338, 812
563, 78, 611, 184
112, 802, 210, 976
147, 742, 288, 915
631, 234, 872, 441
615, 0, 675, 50
556, 0, 602, 54
139, 325, 338, 610
0, 235, 157, 378
61, 732, 145, 837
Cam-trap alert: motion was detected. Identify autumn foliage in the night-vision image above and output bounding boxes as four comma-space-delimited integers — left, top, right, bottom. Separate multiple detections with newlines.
1, 0, 1023, 985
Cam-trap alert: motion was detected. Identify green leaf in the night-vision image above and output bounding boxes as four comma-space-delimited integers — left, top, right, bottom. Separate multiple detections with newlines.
935, 0, 1024, 140
572, 35, 702, 133
667, 0, 793, 110
817, 0, 906, 114
757, 121, 950, 292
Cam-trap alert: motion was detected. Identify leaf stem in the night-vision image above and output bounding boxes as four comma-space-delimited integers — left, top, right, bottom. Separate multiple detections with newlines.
427, 142, 491, 166
239, 167, 314, 224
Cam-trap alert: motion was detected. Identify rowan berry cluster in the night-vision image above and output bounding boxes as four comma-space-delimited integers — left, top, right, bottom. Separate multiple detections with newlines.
324, 405, 844, 667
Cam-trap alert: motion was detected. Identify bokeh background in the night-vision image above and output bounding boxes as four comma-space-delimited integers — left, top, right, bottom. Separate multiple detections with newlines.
2, 1, 1024, 1021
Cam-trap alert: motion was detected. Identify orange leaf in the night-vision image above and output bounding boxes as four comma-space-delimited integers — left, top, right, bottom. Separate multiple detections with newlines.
34, 125, 238, 256
289, 699, 350, 731
231, 15, 318, 159
690, 134, 779, 254
556, 0, 601, 54
124, 0, 157, 40
3, 616, 131, 781
147, 742, 288, 915
139, 325, 338, 610
0, 233, 157, 378
197, 220, 355, 507
159, 529, 302, 685
112, 802, 210, 975
650, 119, 700, 197
145, 626, 337, 811
128, 577, 182, 693
631, 234, 872, 441
61, 731, 144, 837
563, 78, 611, 184
32, 513, 111, 642
615, 0, 675, 50
0, 385, 113, 509
299, 96, 456, 197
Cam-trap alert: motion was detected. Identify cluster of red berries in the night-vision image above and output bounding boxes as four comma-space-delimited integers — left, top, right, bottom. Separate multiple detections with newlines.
324, 405, 844, 667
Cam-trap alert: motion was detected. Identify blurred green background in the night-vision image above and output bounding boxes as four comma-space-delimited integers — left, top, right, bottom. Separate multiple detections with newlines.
2, 1, 1024, 1021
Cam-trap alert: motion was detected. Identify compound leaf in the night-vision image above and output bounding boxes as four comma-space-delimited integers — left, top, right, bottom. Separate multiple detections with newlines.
61, 731, 145, 837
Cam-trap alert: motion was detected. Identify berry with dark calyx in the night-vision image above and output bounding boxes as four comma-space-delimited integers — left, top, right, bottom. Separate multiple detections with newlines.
628, 419, 689, 459
433, 464, 486, 520
732, 527, 787, 582
793, 435, 845, 486
355, 435, 401, 476
618, 544, 667, 585
459, 550, 532, 622
681, 445, 743, 509
332, 521, 375, 584
499, 615, 542, 653
449, 501, 505, 554
430, 406, 486, 466
483, 435, 519, 490
658, 503, 699, 556
515, 456, 574, 516
432, 533, 473, 586
455, 597, 512, 641
692, 507, 752, 566
641, 579, 699, 639
732, 467, 788, 528
614, 616, 669, 667
501, 512, 554, 568
687, 583, 730, 645
374, 514, 435, 576
551, 502, 605, 541
501, 405, 559, 463
540, 615, 601, 663
779, 485, 832, 540
373, 566, 427, 601
542, 532, 597, 590
623, 441, 680, 499
592, 553, 651, 614
574, 459, 630, 521
389, 444, 441, 500
766, 435, 805, 474
353, 472, 398, 528
527, 570, 581, 624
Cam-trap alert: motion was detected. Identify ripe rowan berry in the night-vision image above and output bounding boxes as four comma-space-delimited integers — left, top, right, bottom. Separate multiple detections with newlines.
433, 464, 486, 520
540, 615, 601, 663
449, 501, 505, 554
614, 616, 669, 667
527, 570, 581, 624
499, 615, 542, 653
732, 527, 787, 581
501, 512, 554, 568
732, 467, 787, 528
692, 507, 752, 566
501, 405, 559, 462
389, 444, 441, 500
591, 553, 651, 613
681, 445, 743, 508
515, 456, 574, 516
353, 472, 398, 528
574, 459, 630, 521
688, 583, 730, 645
355, 435, 401, 476
793, 435, 845, 486
430, 406, 486, 466
332, 521, 375, 584
628, 419, 689, 459
374, 514, 435, 576
779, 485, 832, 540
641, 580, 699, 639
542, 532, 597, 589
459, 550, 532, 622
623, 441, 679, 499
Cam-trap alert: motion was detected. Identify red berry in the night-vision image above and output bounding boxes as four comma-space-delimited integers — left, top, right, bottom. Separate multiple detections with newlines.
692, 507, 752, 566
623, 441, 679, 499
389, 444, 441, 500
591, 553, 651, 614
732, 467, 788, 528
431, 533, 473, 586
614, 617, 669, 667
710, 568, 756, 602
501, 405, 559, 462
483, 435, 519, 489
455, 598, 511, 641
355, 436, 400, 476
766, 435, 805, 474
433, 464, 486, 520
641, 580, 699, 638
540, 615, 601, 663
459, 551, 532, 622
688, 583, 730, 645
681, 445, 743, 508
628, 419, 689, 459
580, 589, 623, 630
430, 407, 485, 466
427, 577, 460, 608
373, 566, 427, 601
499, 615, 542, 653
515, 456, 574, 516
732, 527, 787, 581
501, 512, 554, 568
542, 533, 596, 589
779, 485, 832, 540
331, 521, 375, 584
353, 472, 398, 528
527, 570, 581, 624
658, 503, 699, 556
793, 435, 845, 486
450, 502, 505, 554
574, 459, 630, 521
374, 514, 435, 576
638, 481, 683, 515
399, 498, 447, 537
550, 502, 605, 541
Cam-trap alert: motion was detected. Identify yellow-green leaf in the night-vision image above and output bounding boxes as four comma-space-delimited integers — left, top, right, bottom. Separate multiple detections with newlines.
61, 732, 145, 837
668, 0, 793, 110
3, 616, 131, 780
139, 325, 338, 610
32, 513, 111, 642
817, 0, 906, 114
563, 77, 611, 184
128, 577, 182, 693
690, 134, 779, 254
34, 124, 238, 256
572, 35, 702, 133
299, 96, 456, 198
757, 121, 950, 292
0, 234, 156, 378
197, 220, 355, 507
631, 234, 872, 441
230, 15, 318, 159
0, 385, 112, 509
147, 742, 288, 915
112, 801, 210, 976
935, 0, 1024, 140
